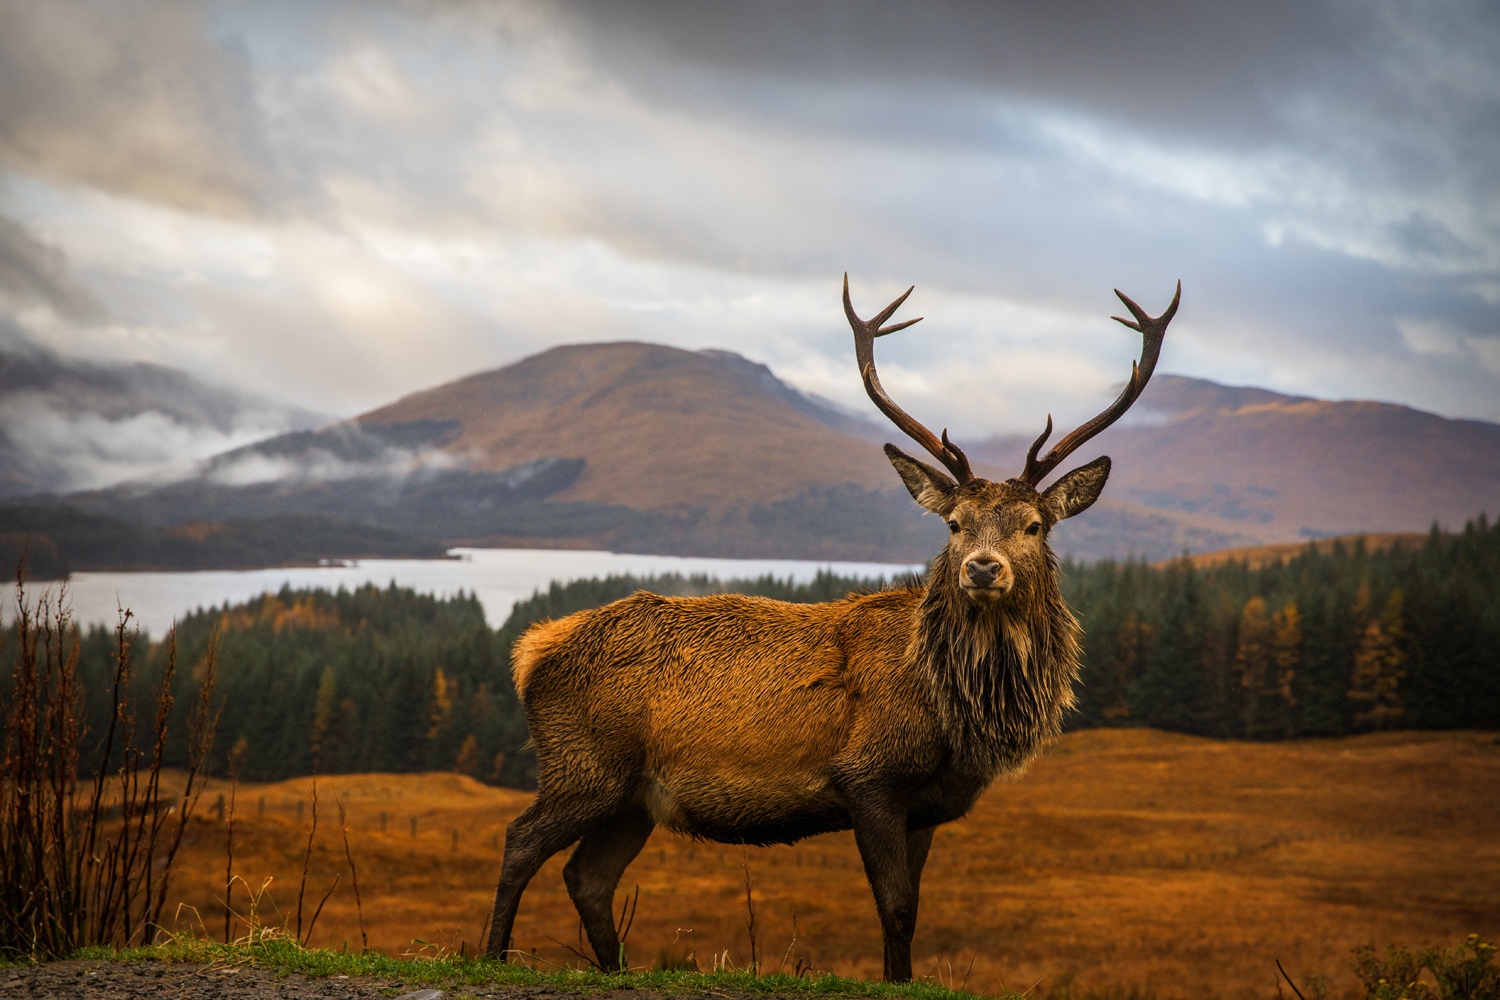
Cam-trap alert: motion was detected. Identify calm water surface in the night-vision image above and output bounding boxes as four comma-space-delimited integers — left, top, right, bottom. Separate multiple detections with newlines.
25, 548, 923, 637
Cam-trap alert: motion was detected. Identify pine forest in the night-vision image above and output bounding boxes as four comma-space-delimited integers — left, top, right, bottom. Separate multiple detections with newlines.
11, 517, 1497, 789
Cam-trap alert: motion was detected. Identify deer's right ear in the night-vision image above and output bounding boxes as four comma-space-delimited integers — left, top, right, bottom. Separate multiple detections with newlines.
885, 444, 956, 515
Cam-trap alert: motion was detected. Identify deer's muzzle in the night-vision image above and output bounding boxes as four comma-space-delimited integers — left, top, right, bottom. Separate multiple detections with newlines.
961, 554, 1013, 601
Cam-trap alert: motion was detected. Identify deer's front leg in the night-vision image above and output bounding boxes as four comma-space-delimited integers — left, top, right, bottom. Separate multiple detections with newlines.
849, 798, 918, 982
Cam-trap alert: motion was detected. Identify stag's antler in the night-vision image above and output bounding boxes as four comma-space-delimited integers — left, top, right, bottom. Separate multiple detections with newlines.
1018, 282, 1180, 487
843, 273, 973, 484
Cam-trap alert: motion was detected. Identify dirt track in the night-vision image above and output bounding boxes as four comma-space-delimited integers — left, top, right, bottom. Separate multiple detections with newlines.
0, 961, 739, 1000
0, 959, 614, 1000
1, 960, 389, 998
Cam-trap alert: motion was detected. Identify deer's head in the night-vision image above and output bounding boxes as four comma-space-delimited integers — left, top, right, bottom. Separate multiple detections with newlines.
843, 275, 1179, 608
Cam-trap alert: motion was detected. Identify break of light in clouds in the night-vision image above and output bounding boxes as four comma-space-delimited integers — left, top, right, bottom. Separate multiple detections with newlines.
1, 0, 1497, 471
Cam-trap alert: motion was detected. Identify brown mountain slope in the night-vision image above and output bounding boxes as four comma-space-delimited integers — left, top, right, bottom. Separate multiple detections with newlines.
974, 375, 1500, 556
358, 342, 892, 512
1113, 377, 1500, 537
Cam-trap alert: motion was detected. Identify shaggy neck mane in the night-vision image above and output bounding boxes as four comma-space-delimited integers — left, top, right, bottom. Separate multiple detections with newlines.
910, 546, 1082, 775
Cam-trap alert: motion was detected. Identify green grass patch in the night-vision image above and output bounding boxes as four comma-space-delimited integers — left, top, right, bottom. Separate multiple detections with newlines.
68, 937, 1018, 999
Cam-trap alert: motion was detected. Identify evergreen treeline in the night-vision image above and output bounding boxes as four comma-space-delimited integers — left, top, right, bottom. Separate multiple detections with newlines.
69, 584, 531, 785
13, 519, 1496, 790
1063, 518, 1500, 737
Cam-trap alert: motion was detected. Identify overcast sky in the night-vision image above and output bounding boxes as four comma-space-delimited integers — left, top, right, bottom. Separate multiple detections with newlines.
2, 0, 1497, 454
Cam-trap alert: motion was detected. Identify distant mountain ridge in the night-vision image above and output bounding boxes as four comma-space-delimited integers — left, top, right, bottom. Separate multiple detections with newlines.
8, 342, 1499, 569
971, 375, 1500, 558
0, 325, 326, 498
1062, 374, 1500, 551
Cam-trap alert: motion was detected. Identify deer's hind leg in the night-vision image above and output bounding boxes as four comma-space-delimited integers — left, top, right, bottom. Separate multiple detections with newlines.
486, 794, 613, 960
563, 806, 655, 970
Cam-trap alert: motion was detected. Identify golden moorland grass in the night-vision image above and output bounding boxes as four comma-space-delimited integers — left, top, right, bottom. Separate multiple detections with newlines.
160, 729, 1500, 1000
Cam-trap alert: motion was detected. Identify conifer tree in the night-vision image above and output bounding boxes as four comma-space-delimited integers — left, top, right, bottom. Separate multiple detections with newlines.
309, 664, 338, 771
427, 667, 452, 742
1269, 601, 1302, 736
455, 733, 481, 777
1234, 596, 1271, 737
1349, 587, 1408, 730
1199, 592, 1240, 738
1103, 612, 1152, 722
1129, 562, 1206, 731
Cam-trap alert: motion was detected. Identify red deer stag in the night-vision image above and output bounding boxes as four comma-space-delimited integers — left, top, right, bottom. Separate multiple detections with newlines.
484, 276, 1180, 980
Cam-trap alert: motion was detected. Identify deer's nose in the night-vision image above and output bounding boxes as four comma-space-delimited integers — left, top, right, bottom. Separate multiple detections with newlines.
965, 559, 1003, 588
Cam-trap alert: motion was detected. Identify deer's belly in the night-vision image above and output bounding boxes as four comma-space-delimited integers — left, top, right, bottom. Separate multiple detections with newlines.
638, 772, 849, 845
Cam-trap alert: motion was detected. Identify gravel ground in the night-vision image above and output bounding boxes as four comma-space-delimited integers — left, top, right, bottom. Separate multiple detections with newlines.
1, 960, 399, 999
0, 960, 639, 1000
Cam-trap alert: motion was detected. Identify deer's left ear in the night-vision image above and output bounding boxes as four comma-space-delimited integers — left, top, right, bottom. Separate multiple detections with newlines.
1042, 456, 1111, 521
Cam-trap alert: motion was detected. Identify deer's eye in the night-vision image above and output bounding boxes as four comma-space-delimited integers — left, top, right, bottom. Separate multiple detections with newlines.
1026, 521, 1042, 536
946, 520, 961, 534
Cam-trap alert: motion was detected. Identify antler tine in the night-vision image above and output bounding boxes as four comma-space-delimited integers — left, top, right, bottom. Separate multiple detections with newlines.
843, 274, 973, 483
1019, 281, 1180, 488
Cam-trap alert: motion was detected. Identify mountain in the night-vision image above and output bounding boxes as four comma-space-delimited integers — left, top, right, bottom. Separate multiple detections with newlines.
0, 325, 326, 497
41, 343, 945, 566
13, 343, 1500, 569
354, 342, 892, 511
972, 375, 1500, 558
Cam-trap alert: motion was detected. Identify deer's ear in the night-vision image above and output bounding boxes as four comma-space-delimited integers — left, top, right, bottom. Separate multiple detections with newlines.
885, 444, 956, 515
1042, 456, 1111, 521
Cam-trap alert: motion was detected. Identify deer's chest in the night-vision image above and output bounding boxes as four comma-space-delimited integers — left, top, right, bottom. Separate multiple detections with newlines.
902, 760, 993, 829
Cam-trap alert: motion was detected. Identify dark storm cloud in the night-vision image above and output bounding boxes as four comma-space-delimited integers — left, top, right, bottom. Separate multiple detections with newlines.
547, 0, 1497, 204
553, 0, 1346, 141
545, 0, 1498, 268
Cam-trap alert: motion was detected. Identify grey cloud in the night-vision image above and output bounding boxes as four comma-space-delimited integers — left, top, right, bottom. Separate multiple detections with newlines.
0, 321, 327, 495
1389, 213, 1475, 266
0, 215, 106, 322
539, 0, 1500, 274
201, 423, 466, 488
0, 0, 273, 216
542, 0, 1495, 202
548, 0, 1346, 141
250, 2, 1495, 305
